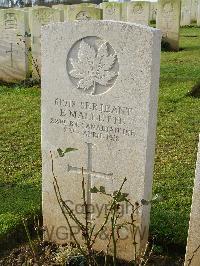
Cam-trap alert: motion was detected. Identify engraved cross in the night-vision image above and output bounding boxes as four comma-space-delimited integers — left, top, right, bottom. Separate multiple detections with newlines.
6, 43, 14, 67
67, 142, 113, 219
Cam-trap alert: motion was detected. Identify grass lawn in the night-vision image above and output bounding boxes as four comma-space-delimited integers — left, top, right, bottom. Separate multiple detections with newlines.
0, 86, 41, 245
151, 26, 200, 248
0, 27, 200, 252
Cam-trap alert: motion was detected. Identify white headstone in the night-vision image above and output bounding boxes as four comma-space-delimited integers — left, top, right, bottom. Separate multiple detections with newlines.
102, 2, 121, 21
121, 2, 128, 21
52, 4, 68, 22
64, 5, 102, 21
0, 9, 30, 82
197, 0, 200, 25
41, 20, 161, 261
181, 0, 192, 26
127, 1, 150, 25
191, 0, 198, 21
156, 0, 181, 51
185, 136, 200, 266
30, 7, 61, 80
150, 2, 157, 21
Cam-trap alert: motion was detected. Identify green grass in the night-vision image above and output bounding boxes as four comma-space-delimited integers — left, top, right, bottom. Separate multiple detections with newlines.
0, 86, 41, 241
151, 26, 200, 246
0, 27, 200, 249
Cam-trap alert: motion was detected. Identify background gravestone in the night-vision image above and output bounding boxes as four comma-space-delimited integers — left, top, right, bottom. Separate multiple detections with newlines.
156, 0, 181, 51
181, 0, 192, 26
0, 9, 30, 82
29, 7, 61, 80
197, 0, 200, 26
21, 7, 32, 79
52, 4, 68, 22
127, 1, 150, 25
150, 2, 157, 21
121, 2, 128, 21
191, 0, 198, 21
102, 2, 121, 21
41, 20, 161, 261
64, 5, 102, 21
185, 136, 200, 266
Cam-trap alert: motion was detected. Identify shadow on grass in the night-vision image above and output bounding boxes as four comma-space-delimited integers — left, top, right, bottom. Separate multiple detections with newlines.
0, 183, 42, 256
0, 79, 40, 89
187, 81, 200, 98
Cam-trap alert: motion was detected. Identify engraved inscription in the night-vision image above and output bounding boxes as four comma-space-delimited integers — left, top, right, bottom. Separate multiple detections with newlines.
162, 1, 174, 34
105, 6, 116, 15
4, 13, 17, 29
152, 8, 157, 18
133, 4, 144, 14
34, 10, 53, 25
163, 2, 173, 17
67, 37, 119, 96
50, 99, 135, 142
76, 11, 91, 20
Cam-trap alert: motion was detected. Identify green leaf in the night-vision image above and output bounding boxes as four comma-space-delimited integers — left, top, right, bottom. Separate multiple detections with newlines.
122, 192, 129, 198
90, 186, 99, 193
64, 147, 78, 153
152, 194, 163, 202
99, 186, 106, 193
57, 147, 77, 157
113, 191, 118, 196
115, 192, 129, 202
57, 148, 64, 157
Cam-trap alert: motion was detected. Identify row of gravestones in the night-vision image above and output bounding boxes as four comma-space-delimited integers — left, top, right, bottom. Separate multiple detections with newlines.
0, 0, 200, 83
181, 0, 200, 25
151, 0, 200, 25
40, 18, 200, 265
0, 7, 60, 83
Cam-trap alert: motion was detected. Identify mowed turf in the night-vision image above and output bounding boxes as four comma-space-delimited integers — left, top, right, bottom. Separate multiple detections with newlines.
151, 26, 200, 246
0, 86, 41, 241
0, 27, 200, 248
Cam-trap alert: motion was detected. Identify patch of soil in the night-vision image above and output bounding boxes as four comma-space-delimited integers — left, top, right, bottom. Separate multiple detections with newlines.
0, 241, 184, 266
0, 242, 58, 266
147, 255, 184, 266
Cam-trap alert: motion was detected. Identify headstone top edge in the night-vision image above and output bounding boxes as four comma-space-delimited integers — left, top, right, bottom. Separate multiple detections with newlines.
41, 20, 161, 35
128, 1, 151, 3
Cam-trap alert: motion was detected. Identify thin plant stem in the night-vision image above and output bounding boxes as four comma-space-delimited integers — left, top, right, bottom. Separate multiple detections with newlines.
91, 177, 127, 246
50, 151, 86, 257
33, 215, 41, 242
81, 168, 94, 265
22, 218, 36, 257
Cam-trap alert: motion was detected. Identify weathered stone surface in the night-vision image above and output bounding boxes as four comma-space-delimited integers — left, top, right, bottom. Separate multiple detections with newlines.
191, 0, 198, 21
121, 2, 128, 21
101, 2, 128, 21
197, 0, 200, 26
52, 4, 68, 22
127, 1, 150, 25
181, 0, 192, 26
156, 0, 181, 51
79, 3, 98, 7
64, 5, 102, 21
41, 20, 161, 261
0, 8, 30, 82
185, 136, 200, 266
102, 2, 121, 21
150, 2, 157, 21
30, 7, 61, 80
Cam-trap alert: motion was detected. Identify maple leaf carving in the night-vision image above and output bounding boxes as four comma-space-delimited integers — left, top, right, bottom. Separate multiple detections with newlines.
69, 40, 117, 95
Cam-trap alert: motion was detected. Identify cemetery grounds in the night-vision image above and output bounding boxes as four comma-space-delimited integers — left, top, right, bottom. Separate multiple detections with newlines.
0, 26, 200, 264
